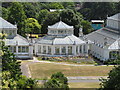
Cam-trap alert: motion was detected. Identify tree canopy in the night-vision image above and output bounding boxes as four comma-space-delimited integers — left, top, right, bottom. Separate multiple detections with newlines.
7, 2, 26, 36
43, 72, 69, 89
24, 18, 41, 34
1, 34, 39, 88
99, 66, 120, 90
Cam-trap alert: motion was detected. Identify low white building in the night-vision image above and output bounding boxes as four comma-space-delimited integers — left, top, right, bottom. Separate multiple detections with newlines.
35, 21, 88, 57
86, 13, 120, 61
0, 17, 33, 59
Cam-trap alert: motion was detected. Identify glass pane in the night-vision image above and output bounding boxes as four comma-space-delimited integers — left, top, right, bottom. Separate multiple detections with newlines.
61, 46, 66, 55
22, 46, 26, 52
43, 46, 46, 54
48, 46, 51, 54
26, 47, 29, 52
18, 46, 21, 52
55, 47, 59, 55
79, 45, 82, 53
76, 46, 78, 54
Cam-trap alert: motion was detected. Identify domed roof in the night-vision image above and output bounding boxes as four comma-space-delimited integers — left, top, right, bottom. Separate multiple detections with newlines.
37, 34, 85, 45
48, 21, 73, 29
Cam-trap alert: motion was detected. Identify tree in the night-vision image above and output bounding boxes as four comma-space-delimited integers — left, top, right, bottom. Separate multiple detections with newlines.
99, 66, 120, 90
61, 2, 75, 9
49, 2, 64, 9
41, 11, 60, 34
41, 9, 83, 36
60, 9, 83, 36
1, 7, 9, 20
24, 18, 41, 34
43, 72, 69, 89
79, 2, 116, 20
1, 33, 39, 89
36, 9, 49, 24
81, 20, 93, 34
7, 2, 26, 36
22, 2, 42, 19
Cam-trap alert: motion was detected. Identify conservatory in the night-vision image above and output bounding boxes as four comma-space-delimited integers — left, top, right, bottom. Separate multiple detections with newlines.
35, 21, 88, 56
0, 17, 33, 59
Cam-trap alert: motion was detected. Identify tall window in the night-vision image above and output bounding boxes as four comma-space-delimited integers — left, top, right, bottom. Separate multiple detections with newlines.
43, 46, 46, 54
61, 46, 66, 55
38, 45, 41, 53
55, 47, 60, 55
18, 46, 29, 53
79, 45, 82, 53
68, 46, 72, 55
48, 46, 51, 54
76, 46, 78, 54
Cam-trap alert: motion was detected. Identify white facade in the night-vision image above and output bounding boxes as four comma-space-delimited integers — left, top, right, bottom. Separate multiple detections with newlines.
0, 17, 33, 59
86, 13, 120, 61
35, 21, 88, 57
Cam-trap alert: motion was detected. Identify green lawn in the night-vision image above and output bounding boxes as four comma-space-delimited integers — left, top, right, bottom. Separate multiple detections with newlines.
69, 82, 100, 88
29, 62, 113, 79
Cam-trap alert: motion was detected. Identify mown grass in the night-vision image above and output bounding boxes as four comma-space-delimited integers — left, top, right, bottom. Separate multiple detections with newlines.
69, 82, 100, 88
29, 62, 113, 79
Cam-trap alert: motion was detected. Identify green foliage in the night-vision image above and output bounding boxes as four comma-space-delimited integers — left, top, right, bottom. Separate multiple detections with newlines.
41, 11, 60, 34
79, 2, 116, 20
99, 66, 120, 90
43, 72, 69, 89
36, 9, 49, 24
61, 2, 75, 9
81, 20, 93, 34
22, 2, 41, 18
60, 9, 83, 36
25, 18, 41, 34
7, 2, 26, 36
49, 2, 64, 9
0, 7, 8, 20
1, 34, 39, 89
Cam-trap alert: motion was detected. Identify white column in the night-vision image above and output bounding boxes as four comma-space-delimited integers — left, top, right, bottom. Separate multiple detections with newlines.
51, 46, 54, 55
16, 46, 18, 58
60, 46, 62, 55
29, 45, 33, 58
73, 45, 76, 55
46, 46, 48, 54
78, 46, 80, 54
81, 45, 84, 54
85, 44, 88, 54
35, 44, 38, 55
41, 45, 43, 54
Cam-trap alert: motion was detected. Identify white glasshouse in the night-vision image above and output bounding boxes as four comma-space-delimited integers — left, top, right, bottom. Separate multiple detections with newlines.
1, 13, 120, 61
35, 21, 88, 56
86, 13, 120, 61
0, 17, 33, 59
